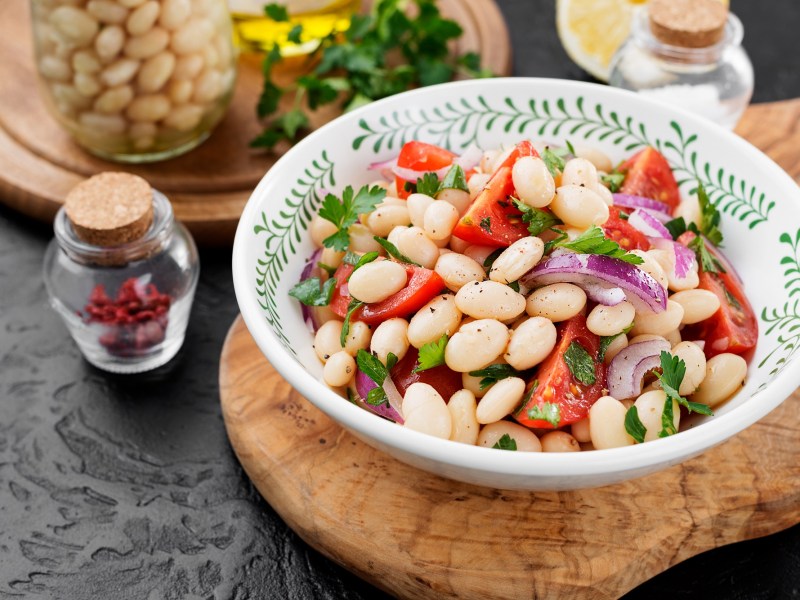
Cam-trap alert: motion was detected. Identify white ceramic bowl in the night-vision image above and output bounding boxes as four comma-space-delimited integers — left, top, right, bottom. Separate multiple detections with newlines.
233, 78, 800, 490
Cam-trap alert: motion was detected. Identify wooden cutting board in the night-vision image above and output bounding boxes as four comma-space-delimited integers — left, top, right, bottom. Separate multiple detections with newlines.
218, 99, 800, 599
0, 0, 510, 245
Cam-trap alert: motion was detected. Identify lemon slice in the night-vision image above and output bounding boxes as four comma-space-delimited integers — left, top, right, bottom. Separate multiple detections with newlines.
556, 0, 728, 82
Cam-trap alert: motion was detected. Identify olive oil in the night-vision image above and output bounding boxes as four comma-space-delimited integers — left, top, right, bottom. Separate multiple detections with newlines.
228, 0, 360, 55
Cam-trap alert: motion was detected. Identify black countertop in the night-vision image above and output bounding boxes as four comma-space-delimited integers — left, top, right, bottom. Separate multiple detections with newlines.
2, 1, 799, 598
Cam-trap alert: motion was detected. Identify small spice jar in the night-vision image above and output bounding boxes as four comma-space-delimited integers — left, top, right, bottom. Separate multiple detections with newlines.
43, 172, 199, 373
30, 0, 237, 162
608, 0, 753, 129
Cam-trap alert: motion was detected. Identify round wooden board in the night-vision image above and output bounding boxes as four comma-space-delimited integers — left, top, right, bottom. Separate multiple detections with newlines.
0, 0, 510, 246
219, 317, 800, 600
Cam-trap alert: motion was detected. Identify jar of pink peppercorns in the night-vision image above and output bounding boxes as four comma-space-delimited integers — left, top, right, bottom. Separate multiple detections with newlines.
43, 172, 199, 373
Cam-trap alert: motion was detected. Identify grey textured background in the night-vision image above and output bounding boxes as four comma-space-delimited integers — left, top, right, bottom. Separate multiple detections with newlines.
1, 0, 799, 598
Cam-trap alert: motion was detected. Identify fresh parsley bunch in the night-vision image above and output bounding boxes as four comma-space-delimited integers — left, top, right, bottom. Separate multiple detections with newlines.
252, 0, 492, 149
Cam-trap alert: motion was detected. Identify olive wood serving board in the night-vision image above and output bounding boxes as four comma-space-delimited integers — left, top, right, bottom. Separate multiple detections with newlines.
219, 315, 800, 600
0, 0, 510, 245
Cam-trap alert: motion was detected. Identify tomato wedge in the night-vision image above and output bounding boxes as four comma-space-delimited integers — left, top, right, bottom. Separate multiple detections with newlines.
390, 346, 462, 402
619, 147, 681, 214
330, 261, 445, 325
677, 233, 758, 357
451, 141, 538, 247
394, 141, 457, 200
514, 314, 607, 429
602, 208, 650, 251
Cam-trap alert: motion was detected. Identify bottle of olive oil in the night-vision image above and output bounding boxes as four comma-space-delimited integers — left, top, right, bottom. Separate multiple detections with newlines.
228, 0, 360, 55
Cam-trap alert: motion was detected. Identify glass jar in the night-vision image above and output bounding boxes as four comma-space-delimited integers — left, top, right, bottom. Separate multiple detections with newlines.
43, 187, 199, 373
608, 6, 753, 130
30, 0, 238, 163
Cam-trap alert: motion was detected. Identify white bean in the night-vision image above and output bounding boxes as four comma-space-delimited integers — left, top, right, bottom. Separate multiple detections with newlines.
480, 149, 499, 173
366, 203, 410, 237
407, 295, 462, 348
168, 78, 193, 104
674, 195, 701, 228
489, 237, 544, 284
634, 390, 679, 442
100, 57, 140, 87
435, 252, 485, 292
589, 396, 635, 449
571, 143, 613, 172
87, 0, 129, 24
423, 200, 459, 240
504, 317, 557, 370
93, 85, 134, 113
561, 157, 599, 190
348, 224, 383, 254
462, 370, 490, 398
671, 289, 721, 325
526, 282, 587, 322
40, 56, 72, 81
193, 69, 223, 103
586, 301, 635, 336
313, 320, 344, 362
550, 185, 609, 228
306, 215, 336, 249
323, 351, 356, 387
342, 321, 371, 356
630, 300, 684, 336
448, 236, 470, 254
407, 193, 435, 229
72, 50, 102, 74
476, 377, 526, 424
540, 430, 581, 452
478, 421, 541, 452
124, 27, 170, 60
463, 244, 496, 267
467, 172, 490, 200
445, 319, 510, 372
117, 0, 148, 7
126, 94, 170, 121
595, 183, 614, 206
78, 111, 127, 134
571, 418, 591, 443
512, 156, 556, 208
603, 334, 628, 364
671, 341, 707, 395
668, 262, 700, 292
159, 0, 192, 30
51, 6, 99, 46
632, 250, 669, 291
691, 353, 747, 408
319, 247, 344, 269
437, 188, 471, 215
126, 1, 160, 36
370, 318, 410, 365
455, 280, 526, 321
173, 53, 204, 79
447, 389, 479, 445
95, 25, 126, 61
663, 328, 682, 348
348, 260, 407, 304
171, 17, 215, 54
395, 226, 439, 269
74, 72, 101, 97
403, 383, 452, 440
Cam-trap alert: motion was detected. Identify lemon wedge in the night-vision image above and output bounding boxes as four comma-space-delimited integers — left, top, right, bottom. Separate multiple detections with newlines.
556, 0, 728, 82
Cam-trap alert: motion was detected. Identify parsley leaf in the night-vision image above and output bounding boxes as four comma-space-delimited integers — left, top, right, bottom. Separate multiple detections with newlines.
563, 341, 596, 385
541, 146, 569, 177
480, 216, 492, 233
438, 164, 468, 194
415, 172, 441, 197
288, 277, 336, 307
514, 380, 537, 417
373, 236, 421, 266
625, 406, 647, 443
601, 171, 625, 193
664, 216, 688, 240
350, 251, 379, 273
483, 248, 504, 269
386, 352, 398, 370
264, 3, 289, 21
597, 325, 632, 362
414, 334, 449, 373
554, 225, 644, 265
696, 182, 723, 246
512, 198, 562, 236
365, 387, 389, 406
356, 349, 389, 386
468, 364, 526, 390
527, 402, 561, 428
492, 433, 517, 451
340, 299, 364, 346
657, 351, 714, 438
319, 185, 386, 251
287, 24, 303, 44
688, 235, 724, 274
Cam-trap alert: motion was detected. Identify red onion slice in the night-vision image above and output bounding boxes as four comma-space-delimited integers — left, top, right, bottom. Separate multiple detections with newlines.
613, 193, 673, 215
607, 339, 671, 400
299, 249, 324, 332
650, 238, 695, 279
390, 144, 482, 183
522, 253, 667, 313
581, 282, 626, 306
354, 369, 404, 423
368, 157, 398, 181
628, 208, 671, 239
454, 143, 482, 172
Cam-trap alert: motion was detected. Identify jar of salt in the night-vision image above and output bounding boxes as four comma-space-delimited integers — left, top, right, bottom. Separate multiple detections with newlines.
608, 0, 753, 129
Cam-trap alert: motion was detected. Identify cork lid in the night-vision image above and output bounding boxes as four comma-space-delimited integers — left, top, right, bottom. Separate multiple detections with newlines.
65, 172, 154, 247
649, 0, 728, 48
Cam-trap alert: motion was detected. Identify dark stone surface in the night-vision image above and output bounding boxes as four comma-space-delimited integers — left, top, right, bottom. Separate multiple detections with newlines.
1, 0, 799, 598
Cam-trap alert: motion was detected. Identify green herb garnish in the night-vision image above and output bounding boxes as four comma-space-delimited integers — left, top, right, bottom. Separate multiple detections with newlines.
340, 298, 364, 346
527, 402, 561, 428
469, 364, 525, 390
541, 146, 570, 177
288, 277, 336, 307
415, 172, 441, 197
414, 334, 449, 373
689, 235, 724, 274
318, 262, 337, 277
563, 341, 596, 385
597, 324, 633, 362
350, 251, 380, 272
492, 433, 517, 451
438, 164, 468, 194
656, 351, 713, 438
514, 380, 537, 417
601, 171, 625, 193
553, 225, 644, 265
512, 198, 562, 236
483, 248, 504, 269
696, 182, 723, 246
480, 216, 492, 233
664, 216, 687, 240
264, 3, 289, 21
373, 236, 420, 266
355, 349, 391, 409
625, 406, 647, 443
318, 185, 386, 251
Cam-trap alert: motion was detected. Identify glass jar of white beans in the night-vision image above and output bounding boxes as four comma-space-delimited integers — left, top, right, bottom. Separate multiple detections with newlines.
30, 0, 237, 162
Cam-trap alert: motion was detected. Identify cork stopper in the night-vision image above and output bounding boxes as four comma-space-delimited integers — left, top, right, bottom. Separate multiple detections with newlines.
649, 0, 728, 48
65, 172, 154, 247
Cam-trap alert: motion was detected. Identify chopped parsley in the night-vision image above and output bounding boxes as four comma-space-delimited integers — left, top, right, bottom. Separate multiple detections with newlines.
689, 235, 725, 274
373, 236, 420, 266
514, 380, 537, 417
541, 146, 570, 177
438, 164, 469, 194
355, 349, 391, 406
507, 280, 521, 292
512, 198, 562, 236
483, 248, 504, 269
264, 2, 289, 21
601, 171, 625, 193
724, 287, 742, 310
597, 325, 634, 362
492, 433, 517, 451
415, 172, 440, 197
563, 341, 596, 386
527, 402, 561, 428
468, 364, 527, 390
553, 225, 644, 265
624, 406, 647, 443
318, 185, 386, 251
288, 277, 336, 307
664, 216, 688, 240
340, 298, 364, 346
696, 183, 723, 246
657, 351, 713, 438
414, 334, 448, 373
480, 216, 492, 233
350, 251, 380, 273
